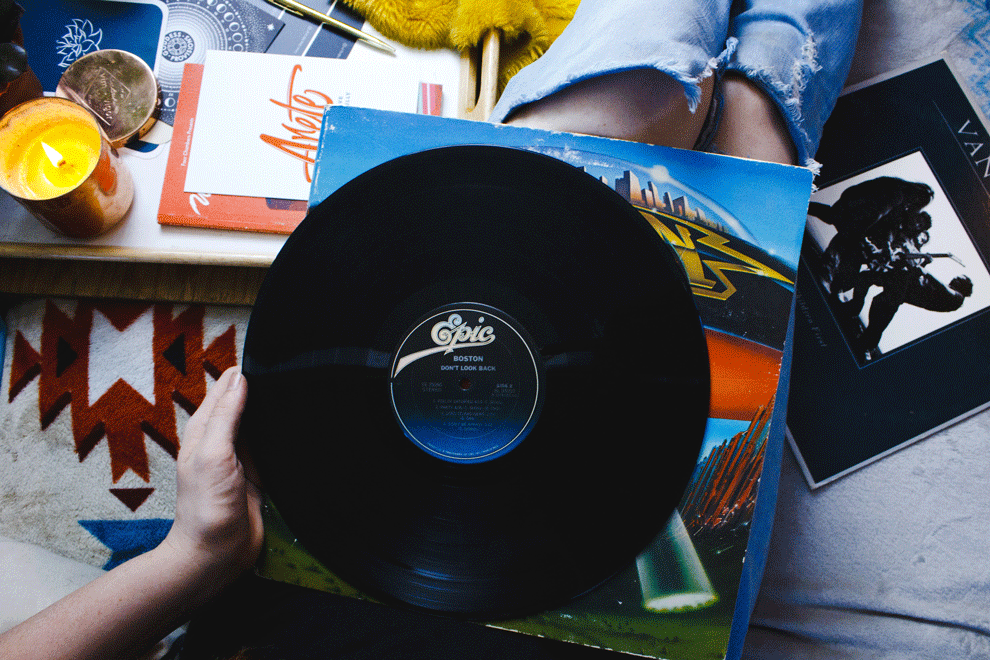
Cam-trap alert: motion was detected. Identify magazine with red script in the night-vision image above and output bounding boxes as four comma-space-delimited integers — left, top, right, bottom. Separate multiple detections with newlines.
157, 63, 307, 234
157, 60, 445, 234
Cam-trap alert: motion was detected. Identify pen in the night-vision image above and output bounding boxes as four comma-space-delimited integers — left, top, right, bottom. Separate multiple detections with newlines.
263, 0, 396, 54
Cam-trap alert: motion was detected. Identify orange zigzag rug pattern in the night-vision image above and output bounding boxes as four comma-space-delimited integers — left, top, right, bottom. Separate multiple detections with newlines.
9, 300, 239, 485
1, 298, 250, 569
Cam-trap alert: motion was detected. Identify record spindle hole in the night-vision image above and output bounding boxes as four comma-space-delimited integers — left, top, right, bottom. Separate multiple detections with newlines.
459, 377, 473, 391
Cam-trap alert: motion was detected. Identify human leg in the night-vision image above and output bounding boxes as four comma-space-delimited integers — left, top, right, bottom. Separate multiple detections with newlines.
721, 0, 864, 167
708, 72, 797, 164
491, 0, 733, 149
492, 0, 863, 168
505, 68, 715, 150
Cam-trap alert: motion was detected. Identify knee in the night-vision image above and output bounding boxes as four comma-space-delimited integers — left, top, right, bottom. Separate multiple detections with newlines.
709, 72, 798, 165
505, 68, 715, 150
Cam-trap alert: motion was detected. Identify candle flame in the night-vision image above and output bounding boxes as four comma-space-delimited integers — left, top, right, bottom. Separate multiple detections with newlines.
40, 141, 67, 168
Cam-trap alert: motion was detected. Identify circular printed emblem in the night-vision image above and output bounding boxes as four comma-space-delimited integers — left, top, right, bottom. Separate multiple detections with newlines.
154, 0, 255, 120
162, 31, 196, 63
390, 305, 544, 463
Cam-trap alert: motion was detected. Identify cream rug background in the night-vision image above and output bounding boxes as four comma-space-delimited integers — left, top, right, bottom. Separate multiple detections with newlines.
1, 297, 251, 570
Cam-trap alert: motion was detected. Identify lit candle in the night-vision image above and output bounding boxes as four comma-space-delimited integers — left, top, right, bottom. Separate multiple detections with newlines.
0, 97, 133, 237
38, 140, 89, 192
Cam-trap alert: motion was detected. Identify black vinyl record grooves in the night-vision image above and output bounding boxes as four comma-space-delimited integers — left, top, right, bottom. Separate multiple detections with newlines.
241, 145, 710, 619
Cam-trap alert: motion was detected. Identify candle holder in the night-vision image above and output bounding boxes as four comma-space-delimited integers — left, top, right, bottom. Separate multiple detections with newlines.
0, 96, 134, 238
56, 49, 160, 148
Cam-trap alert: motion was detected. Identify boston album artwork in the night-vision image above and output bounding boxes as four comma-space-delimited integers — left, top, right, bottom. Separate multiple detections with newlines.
244, 107, 814, 660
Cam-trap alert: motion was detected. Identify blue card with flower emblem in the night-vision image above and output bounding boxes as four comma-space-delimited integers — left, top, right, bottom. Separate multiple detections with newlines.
18, 0, 166, 93
18, 0, 286, 126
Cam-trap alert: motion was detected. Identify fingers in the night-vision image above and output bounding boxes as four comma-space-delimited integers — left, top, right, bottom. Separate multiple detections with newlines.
181, 367, 245, 458
168, 367, 261, 580
199, 368, 247, 460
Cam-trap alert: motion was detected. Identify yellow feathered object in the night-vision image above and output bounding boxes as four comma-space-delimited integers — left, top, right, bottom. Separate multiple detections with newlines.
339, 0, 578, 94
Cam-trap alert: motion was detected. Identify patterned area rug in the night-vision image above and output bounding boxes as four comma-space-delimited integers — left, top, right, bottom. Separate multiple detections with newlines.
0, 297, 251, 570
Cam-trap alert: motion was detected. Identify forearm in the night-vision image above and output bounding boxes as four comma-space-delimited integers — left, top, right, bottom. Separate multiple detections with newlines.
0, 367, 259, 660
0, 542, 226, 660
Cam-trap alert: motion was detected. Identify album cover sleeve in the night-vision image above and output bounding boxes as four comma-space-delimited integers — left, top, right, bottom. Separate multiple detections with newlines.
256, 107, 814, 660
786, 57, 990, 488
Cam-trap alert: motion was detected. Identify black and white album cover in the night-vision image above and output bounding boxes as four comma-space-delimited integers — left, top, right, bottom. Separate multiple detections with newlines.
788, 58, 990, 487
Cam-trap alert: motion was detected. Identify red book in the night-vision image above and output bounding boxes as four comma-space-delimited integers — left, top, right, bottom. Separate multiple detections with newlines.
157, 64, 444, 234
157, 63, 308, 234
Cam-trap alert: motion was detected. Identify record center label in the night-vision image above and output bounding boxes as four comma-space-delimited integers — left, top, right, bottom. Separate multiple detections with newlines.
390, 305, 543, 463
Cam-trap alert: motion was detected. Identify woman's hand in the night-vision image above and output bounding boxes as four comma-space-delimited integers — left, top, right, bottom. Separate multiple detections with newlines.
0, 367, 265, 660
162, 366, 264, 584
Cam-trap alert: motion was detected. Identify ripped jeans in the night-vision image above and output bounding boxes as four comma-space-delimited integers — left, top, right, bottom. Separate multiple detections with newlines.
488, 0, 863, 169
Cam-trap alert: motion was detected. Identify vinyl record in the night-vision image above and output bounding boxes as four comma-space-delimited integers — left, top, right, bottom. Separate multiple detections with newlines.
241, 145, 710, 619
